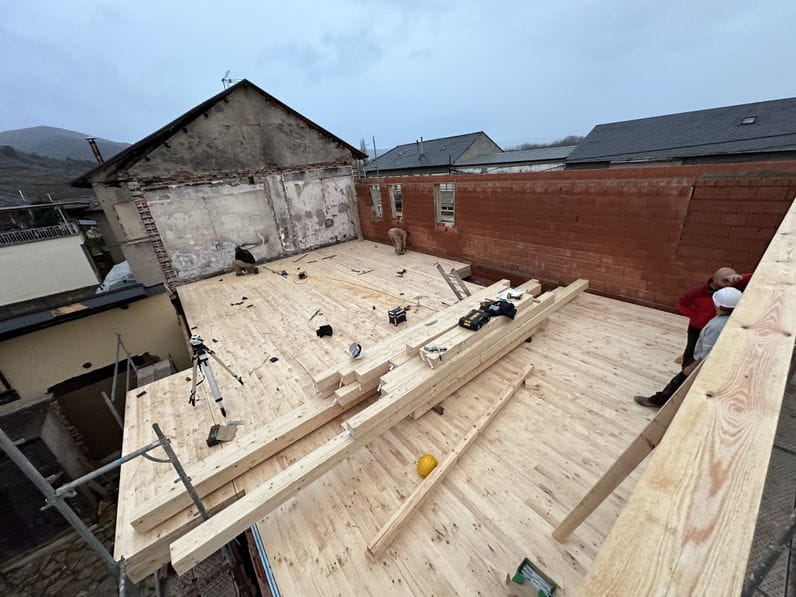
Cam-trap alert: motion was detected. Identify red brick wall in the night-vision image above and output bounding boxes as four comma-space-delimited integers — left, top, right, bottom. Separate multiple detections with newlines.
357, 162, 796, 310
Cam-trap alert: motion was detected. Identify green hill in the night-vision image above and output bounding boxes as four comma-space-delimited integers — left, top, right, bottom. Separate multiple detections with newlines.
0, 145, 96, 206
0, 126, 128, 161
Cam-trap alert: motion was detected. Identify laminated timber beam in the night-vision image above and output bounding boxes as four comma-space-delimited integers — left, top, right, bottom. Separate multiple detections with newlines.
310, 280, 512, 392
169, 279, 587, 574
366, 362, 535, 560
577, 198, 796, 596
347, 293, 557, 438
552, 361, 703, 541
129, 392, 372, 533
135, 280, 514, 534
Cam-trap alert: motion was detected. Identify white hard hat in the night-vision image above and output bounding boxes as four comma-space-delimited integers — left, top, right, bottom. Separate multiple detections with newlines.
713, 287, 742, 309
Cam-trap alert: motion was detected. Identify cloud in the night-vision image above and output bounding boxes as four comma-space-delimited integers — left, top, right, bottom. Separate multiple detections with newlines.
0, 0, 794, 149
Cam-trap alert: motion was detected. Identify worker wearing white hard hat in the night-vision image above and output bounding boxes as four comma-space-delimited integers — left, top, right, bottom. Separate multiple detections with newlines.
712, 286, 742, 309
635, 286, 743, 408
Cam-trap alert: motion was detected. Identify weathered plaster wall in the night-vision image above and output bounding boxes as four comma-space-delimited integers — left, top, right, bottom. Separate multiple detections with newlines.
92, 184, 164, 286
128, 86, 353, 181
145, 166, 358, 281
89, 84, 360, 285
0, 234, 99, 306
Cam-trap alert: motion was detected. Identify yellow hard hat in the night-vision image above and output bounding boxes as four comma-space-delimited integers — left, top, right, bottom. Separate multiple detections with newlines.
416, 453, 438, 478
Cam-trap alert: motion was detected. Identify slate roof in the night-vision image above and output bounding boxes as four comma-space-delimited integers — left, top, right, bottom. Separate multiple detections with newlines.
456, 145, 576, 166
567, 97, 796, 164
72, 80, 366, 187
364, 132, 497, 172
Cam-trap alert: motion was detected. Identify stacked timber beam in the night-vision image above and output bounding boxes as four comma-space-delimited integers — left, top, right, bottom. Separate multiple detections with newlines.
169, 278, 588, 574
129, 280, 517, 535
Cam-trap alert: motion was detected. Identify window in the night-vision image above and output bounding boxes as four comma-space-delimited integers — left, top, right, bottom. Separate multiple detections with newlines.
388, 184, 403, 219
435, 183, 455, 225
369, 185, 383, 218
740, 116, 757, 125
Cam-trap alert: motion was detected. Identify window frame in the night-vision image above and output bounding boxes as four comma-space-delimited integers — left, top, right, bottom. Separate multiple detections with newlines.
388, 184, 403, 219
434, 183, 455, 225
369, 184, 383, 218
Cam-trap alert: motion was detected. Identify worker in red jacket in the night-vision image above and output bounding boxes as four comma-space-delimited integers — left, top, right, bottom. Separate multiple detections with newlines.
677, 267, 751, 367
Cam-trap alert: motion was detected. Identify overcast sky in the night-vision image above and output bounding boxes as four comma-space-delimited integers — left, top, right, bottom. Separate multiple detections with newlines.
1, 0, 794, 150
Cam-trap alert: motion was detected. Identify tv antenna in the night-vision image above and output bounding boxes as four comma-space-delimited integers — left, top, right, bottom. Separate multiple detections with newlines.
221, 70, 241, 89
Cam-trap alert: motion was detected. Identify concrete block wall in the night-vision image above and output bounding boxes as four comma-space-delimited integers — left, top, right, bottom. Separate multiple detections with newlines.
357, 162, 796, 310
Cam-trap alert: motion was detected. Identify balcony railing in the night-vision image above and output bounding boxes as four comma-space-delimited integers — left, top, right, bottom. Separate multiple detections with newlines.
0, 222, 80, 246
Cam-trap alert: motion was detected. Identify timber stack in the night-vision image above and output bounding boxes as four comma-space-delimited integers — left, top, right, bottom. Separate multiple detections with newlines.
123, 277, 588, 578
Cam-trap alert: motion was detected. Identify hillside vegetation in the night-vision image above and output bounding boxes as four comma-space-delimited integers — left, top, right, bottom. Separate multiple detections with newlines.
0, 145, 96, 206
0, 126, 128, 161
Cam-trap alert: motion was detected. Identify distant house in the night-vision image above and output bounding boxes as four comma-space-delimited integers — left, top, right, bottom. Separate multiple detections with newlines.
566, 97, 796, 168
364, 132, 502, 177
0, 203, 100, 311
73, 79, 366, 286
453, 145, 576, 174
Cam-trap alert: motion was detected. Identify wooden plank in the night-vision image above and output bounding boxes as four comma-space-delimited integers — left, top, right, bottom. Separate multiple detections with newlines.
382, 292, 556, 396
356, 280, 587, 431
552, 361, 703, 541
366, 363, 534, 559
172, 341, 534, 574
114, 240, 493, 582
409, 281, 586, 419
409, 322, 542, 420
171, 431, 359, 574
420, 293, 552, 368
402, 281, 511, 355
320, 280, 509, 386
169, 284, 586, 575
130, 394, 369, 533
578, 200, 796, 596
350, 280, 512, 382
334, 378, 379, 406
346, 317, 544, 440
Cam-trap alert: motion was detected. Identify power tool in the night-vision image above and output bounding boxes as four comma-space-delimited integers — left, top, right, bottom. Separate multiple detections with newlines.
458, 309, 491, 331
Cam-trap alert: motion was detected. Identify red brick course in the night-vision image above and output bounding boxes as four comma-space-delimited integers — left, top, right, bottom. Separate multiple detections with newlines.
357, 161, 796, 310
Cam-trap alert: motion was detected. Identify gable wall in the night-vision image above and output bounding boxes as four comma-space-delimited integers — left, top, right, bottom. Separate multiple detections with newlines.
128, 86, 354, 182
91, 85, 361, 285
456, 134, 503, 163
144, 165, 359, 282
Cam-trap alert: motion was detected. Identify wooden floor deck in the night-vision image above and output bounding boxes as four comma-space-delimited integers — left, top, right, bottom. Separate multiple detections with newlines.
115, 240, 686, 594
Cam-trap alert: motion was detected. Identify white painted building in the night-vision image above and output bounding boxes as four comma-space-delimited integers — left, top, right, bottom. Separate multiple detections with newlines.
0, 222, 99, 307
453, 145, 576, 174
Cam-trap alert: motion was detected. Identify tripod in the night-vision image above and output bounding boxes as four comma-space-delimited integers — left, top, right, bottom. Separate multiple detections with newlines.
188, 335, 244, 417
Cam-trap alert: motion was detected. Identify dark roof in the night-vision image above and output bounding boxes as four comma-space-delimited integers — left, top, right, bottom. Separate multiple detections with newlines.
456, 145, 576, 166
72, 80, 366, 187
567, 97, 796, 164
0, 283, 166, 341
0, 200, 94, 213
364, 132, 497, 172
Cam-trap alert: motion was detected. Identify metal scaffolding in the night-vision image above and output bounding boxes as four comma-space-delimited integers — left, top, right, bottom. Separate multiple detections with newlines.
0, 422, 208, 596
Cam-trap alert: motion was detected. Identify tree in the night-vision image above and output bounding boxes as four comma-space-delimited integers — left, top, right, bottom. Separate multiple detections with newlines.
506, 135, 584, 151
